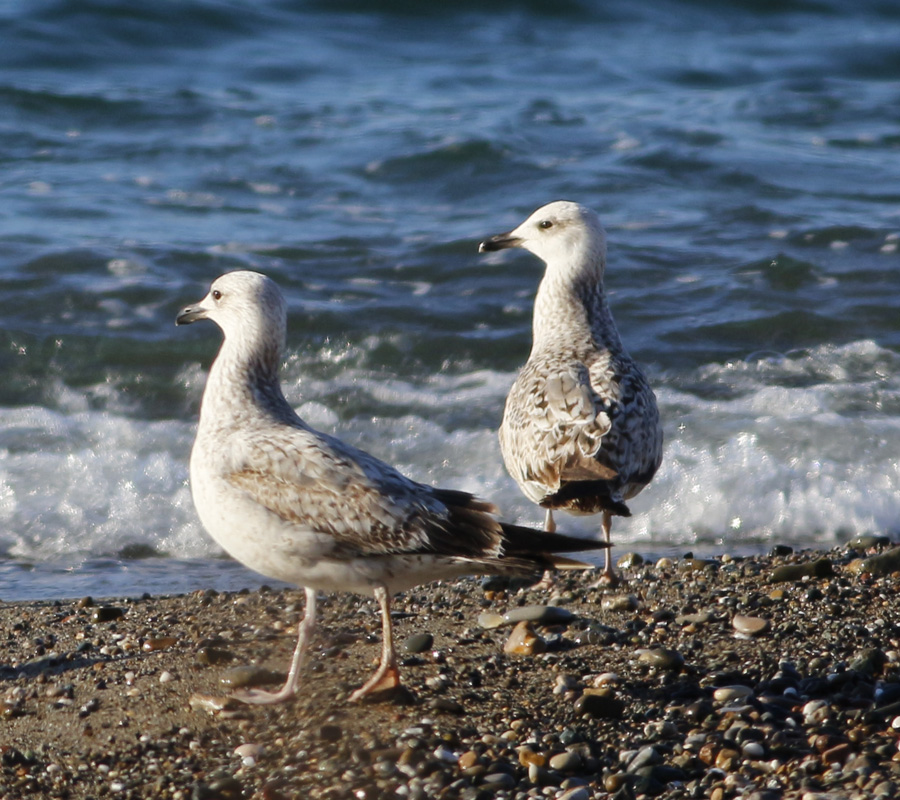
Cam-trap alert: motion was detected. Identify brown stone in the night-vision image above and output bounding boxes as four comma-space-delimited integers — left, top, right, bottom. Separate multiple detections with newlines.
517, 747, 545, 767
715, 747, 739, 770
698, 743, 717, 765
821, 742, 853, 765
143, 637, 177, 652
503, 621, 546, 655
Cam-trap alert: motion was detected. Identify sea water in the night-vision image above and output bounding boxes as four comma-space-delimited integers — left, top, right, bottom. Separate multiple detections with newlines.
1, 0, 899, 599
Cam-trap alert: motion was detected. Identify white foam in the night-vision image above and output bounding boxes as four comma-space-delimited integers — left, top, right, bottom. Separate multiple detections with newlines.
286, 339, 900, 552
2, 339, 897, 574
0, 405, 207, 562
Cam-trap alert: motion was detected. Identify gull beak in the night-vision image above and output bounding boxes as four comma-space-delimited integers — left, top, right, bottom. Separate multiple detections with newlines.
175, 302, 208, 326
478, 232, 522, 253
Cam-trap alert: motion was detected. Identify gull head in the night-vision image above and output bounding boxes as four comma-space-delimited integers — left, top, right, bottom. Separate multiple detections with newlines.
175, 270, 287, 350
479, 200, 607, 276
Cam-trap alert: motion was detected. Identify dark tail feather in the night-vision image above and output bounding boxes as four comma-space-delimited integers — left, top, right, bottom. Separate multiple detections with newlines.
544, 481, 631, 517
499, 520, 608, 557
429, 487, 605, 572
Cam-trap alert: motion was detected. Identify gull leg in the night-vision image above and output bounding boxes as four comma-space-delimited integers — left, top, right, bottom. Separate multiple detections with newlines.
599, 510, 620, 586
533, 509, 557, 590
232, 586, 317, 705
349, 585, 401, 701
544, 508, 556, 533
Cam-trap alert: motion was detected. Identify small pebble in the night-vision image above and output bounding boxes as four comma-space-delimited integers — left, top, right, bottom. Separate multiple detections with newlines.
477, 612, 504, 629
592, 672, 619, 687
742, 741, 765, 759
219, 666, 284, 688
517, 747, 545, 767
770, 559, 833, 582
234, 743, 264, 759
636, 648, 684, 670
143, 637, 177, 652
558, 788, 589, 800
616, 552, 643, 568
188, 693, 242, 715
482, 772, 516, 789
627, 745, 662, 772
851, 546, 900, 576
503, 621, 546, 655
503, 605, 575, 625
429, 697, 465, 715
402, 632, 434, 654
318, 724, 342, 742
848, 534, 890, 549
574, 692, 625, 720
549, 751, 581, 772
601, 594, 639, 612
732, 614, 770, 636
91, 607, 124, 623
713, 685, 754, 703
195, 646, 236, 665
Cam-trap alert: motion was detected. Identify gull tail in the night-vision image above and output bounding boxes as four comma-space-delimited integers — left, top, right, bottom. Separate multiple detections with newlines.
499, 521, 607, 572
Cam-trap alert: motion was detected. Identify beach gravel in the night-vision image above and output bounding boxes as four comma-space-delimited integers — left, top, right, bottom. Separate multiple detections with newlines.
2, 543, 900, 799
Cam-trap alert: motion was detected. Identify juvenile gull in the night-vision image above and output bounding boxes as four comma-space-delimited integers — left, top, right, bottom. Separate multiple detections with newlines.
480, 201, 663, 583
176, 270, 608, 704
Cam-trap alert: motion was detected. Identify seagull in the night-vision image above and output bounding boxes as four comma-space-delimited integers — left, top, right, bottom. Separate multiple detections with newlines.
479, 201, 663, 584
175, 270, 608, 704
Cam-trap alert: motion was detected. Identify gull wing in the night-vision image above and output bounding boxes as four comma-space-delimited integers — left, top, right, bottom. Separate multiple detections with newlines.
224, 424, 500, 559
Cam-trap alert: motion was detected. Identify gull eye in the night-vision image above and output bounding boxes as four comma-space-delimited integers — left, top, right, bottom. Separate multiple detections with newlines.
539, 219, 554, 229
212, 289, 222, 301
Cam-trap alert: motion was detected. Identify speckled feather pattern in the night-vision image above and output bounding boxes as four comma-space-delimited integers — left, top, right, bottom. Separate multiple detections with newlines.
489, 202, 663, 519
181, 271, 603, 598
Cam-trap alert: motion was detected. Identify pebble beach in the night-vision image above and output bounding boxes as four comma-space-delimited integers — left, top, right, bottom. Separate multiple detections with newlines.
4, 541, 900, 800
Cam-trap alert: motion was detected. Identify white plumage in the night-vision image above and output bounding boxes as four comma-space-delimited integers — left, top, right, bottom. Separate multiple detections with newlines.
176, 270, 608, 703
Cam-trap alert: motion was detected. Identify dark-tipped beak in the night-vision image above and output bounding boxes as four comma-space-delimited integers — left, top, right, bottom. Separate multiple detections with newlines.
478, 232, 522, 253
175, 303, 206, 326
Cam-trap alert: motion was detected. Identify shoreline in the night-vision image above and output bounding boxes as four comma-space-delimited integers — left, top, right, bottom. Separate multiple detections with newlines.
2, 541, 900, 799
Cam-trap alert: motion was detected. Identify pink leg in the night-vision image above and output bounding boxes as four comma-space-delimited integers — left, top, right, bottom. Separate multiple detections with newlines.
349, 585, 401, 701
232, 586, 317, 705
544, 508, 556, 533
534, 509, 557, 590
599, 510, 620, 586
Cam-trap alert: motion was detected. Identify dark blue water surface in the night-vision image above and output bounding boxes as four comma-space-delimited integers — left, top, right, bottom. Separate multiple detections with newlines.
1, 0, 900, 599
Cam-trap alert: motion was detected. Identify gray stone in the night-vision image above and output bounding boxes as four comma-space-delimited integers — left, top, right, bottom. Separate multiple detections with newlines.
858, 547, 900, 577
770, 558, 833, 582
558, 788, 589, 800
602, 594, 639, 612
849, 534, 890, 550
503, 605, 576, 625
637, 648, 684, 670
219, 665, 284, 688
627, 745, 662, 773
574, 693, 625, 720
548, 751, 582, 772
616, 552, 644, 569
732, 614, 770, 636
713, 685, 754, 703
403, 632, 434, 654
482, 772, 516, 789
676, 610, 713, 625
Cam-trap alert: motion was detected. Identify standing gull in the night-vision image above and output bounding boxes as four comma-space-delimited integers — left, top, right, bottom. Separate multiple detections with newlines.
176, 270, 608, 704
479, 201, 663, 584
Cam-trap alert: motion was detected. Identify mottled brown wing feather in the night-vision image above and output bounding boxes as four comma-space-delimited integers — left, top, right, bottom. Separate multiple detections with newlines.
224, 432, 504, 560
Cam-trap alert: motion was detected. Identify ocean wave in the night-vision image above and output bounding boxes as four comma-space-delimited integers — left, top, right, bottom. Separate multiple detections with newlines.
0, 340, 897, 574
